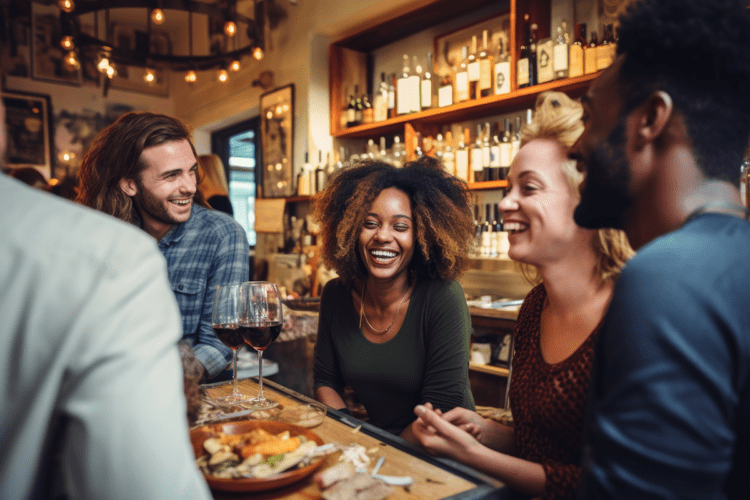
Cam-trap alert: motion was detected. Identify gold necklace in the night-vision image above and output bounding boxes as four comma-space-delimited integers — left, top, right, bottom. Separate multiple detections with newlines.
359, 281, 409, 334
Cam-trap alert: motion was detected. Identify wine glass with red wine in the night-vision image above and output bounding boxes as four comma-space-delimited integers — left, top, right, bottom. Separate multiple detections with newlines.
239, 281, 283, 409
211, 284, 251, 404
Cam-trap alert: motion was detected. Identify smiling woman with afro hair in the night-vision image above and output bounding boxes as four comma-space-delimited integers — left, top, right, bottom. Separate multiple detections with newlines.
312, 155, 477, 443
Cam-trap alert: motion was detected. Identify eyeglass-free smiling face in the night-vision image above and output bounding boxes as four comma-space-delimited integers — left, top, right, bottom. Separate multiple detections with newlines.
499, 138, 592, 268
119, 138, 198, 240
358, 187, 415, 283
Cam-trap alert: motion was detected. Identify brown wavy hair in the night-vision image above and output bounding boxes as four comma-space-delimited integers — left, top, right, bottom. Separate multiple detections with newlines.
313, 156, 475, 286
76, 112, 208, 223
516, 91, 634, 285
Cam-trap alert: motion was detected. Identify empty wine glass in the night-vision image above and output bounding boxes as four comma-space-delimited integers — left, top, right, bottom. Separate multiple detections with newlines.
239, 281, 283, 409
211, 284, 251, 404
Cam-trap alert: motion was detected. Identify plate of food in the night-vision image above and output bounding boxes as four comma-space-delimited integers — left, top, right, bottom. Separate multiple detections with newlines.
191, 420, 326, 492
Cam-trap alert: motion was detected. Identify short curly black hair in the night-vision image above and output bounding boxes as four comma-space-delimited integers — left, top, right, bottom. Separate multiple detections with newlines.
313, 156, 475, 286
615, 0, 750, 183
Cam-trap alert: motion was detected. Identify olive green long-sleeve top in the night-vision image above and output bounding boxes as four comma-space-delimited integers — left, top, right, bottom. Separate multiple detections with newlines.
314, 278, 475, 435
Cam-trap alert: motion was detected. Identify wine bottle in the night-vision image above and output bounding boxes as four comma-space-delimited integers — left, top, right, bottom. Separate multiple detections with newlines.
585, 30, 599, 75
553, 21, 569, 80
467, 35, 480, 100
510, 116, 522, 163
373, 72, 388, 122
490, 124, 501, 181
438, 71, 453, 107
315, 150, 327, 193
569, 23, 586, 78
362, 92, 373, 124
537, 34, 554, 84
346, 88, 357, 127
421, 52, 434, 110
455, 46, 470, 103
471, 124, 484, 183
596, 25, 614, 71
494, 32, 511, 95
499, 118, 513, 180
388, 73, 397, 118
392, 135, 405, 168
479, 30, 493, 98
482, 122, 492, 182
443, 131, 456, 177
409, 55, 421, 113
455, 130, 470, 182
354, 84, 363, 124
397, 55, 411, 115
518, 14, 532, 88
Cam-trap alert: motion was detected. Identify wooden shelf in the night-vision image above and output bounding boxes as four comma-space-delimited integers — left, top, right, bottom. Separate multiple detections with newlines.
283, 195, 315, 203
332, 73, 599, 139
468, 180, 508, 190
469, 362, 509, 377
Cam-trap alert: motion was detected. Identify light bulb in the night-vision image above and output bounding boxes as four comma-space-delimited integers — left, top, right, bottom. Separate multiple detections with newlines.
64, 51, 80, 70
106, 65, 116, 79
184, 70, 197, 83
252, 47, 264, 60
151, 8, 165, 25
229, 59, 241, 72
60, 36, 75, 50
224, 21, 237, 37
58, 0, 75, 13
218, 69, 229, 82
144, 68, 156, 83
97, 54, 110, 73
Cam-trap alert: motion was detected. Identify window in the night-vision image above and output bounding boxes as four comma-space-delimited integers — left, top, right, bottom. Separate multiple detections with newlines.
212, 117, 260, 247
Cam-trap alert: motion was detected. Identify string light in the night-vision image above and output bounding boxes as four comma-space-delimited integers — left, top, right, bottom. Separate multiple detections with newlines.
229, 59, 241, 72
217, 69, 229, 82
106, 65, 116, 79
252, 47, 264, 60
144, 68, 156, 83
151, 8, 165, 25
97, 53, 111, 73
64, 51, 80, 70
185, 70, 197, 83
60, 36, 75, 50
224, 21, 237, 37
58, 0, 75, 13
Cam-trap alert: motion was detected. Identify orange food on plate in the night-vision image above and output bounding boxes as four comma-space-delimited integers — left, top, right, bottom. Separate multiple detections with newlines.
241, 436, 301, 458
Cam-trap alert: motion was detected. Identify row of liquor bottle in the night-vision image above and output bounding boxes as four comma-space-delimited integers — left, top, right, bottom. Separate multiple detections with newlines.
341, 19, 616, 128
473, 202, 510, 259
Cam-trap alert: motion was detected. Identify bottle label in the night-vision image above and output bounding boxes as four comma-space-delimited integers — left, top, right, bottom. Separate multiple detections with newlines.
347, 108, 356, 123
438, 84, 453, 107
443, 152, 455, 176
569, 45, 584, 78
596, 44, 613, 70
482, 146, 491, 167
517, 59, 529, 86
373, 94, 388, 122
495, 61, 510, 94
456, 149, 469, 181
455, 72, 469, 102
490, 145, 500, 167
396, 78, 410, 115
421, 80, 432, 109
362, 108, 373, 123
468, 61, 480, 82
584, 47, 597, 74
479, 60, 492, 90
536, 40, 555, 83
471, 148, 483, 172
553, 44, 569, 72
409, 75, 421, 113
510, 139, 520, 163
500, 143, 513, 167
388, 90, 395, 110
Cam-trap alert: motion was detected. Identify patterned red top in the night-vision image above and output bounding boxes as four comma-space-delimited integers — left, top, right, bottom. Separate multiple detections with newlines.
509, 284, 599, 500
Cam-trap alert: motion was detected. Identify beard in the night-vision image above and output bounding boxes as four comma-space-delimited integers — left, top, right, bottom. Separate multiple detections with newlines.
574, 118, 633, 230
133, 181, 192, 227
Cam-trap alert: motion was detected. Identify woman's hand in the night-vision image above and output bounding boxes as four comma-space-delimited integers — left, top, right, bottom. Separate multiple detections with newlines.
439, 406, 490, 444
412, 403, 483, 460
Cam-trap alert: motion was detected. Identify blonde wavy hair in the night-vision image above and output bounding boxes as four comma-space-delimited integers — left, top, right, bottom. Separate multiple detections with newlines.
198, 154, 230, 199
516, 91, 634, 285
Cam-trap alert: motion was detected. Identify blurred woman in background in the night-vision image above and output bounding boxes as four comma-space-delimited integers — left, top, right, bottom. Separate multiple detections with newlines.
198, 154, 233, 216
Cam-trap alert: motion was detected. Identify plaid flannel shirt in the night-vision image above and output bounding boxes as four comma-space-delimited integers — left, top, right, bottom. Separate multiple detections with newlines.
158, 205, 249, 379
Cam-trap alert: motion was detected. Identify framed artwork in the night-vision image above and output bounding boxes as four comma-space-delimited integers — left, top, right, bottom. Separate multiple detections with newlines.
434, 12, 511, 82
109, 23, 171, 97
1, 3, 31, 78
2, 90, 54, 179
260, 84, 294, 198
31, 3, 81, 85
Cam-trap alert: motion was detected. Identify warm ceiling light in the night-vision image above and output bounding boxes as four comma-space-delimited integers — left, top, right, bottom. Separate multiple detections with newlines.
229, 59, 241, 72
64, 51, 80, 70
58, 0, 75, 13
151, 8, 165, 25
106, 65, 116, 79
252, 47, 263, 60
218, 69, 229, 82
60, 36, 75, 50
185, 70, 197, 83
144, 68, 156, 83
97, 55, 110, 73
224, 21, 237, 37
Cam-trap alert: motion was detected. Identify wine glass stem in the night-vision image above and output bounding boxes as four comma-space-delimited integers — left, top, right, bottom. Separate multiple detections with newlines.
257, 349, 265, 400
231, 348, 239, 397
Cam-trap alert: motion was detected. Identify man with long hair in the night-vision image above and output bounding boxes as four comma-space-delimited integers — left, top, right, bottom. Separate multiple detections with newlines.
77, 112, 249, 380
571, 0, 750, 498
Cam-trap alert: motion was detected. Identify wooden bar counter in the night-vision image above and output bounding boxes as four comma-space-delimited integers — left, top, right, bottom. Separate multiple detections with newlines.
199, 378, 506, 499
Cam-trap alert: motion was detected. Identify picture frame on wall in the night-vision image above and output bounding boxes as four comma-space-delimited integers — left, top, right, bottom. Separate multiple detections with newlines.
31, 2, 81, 85
2, 90, 54, 179
109, 23, 171, 97
260, 84, 294, 198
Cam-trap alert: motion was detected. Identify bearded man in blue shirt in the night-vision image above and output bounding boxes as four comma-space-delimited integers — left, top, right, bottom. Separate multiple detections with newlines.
77, 112, 249, 380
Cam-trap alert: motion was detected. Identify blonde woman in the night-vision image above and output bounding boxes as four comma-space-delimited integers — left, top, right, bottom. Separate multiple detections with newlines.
412, 91, 633, 499
198, 154, 233, 216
